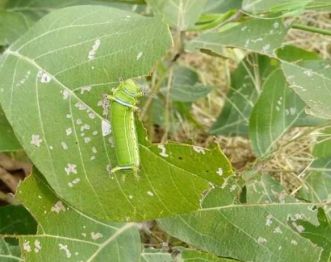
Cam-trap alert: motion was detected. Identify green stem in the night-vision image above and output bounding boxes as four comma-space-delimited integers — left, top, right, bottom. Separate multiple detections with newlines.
292, 23, 331, 36
161, 67, 174, 143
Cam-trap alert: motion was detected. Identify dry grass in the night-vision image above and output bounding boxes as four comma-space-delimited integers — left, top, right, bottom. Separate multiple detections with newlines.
286, 12, 331, 59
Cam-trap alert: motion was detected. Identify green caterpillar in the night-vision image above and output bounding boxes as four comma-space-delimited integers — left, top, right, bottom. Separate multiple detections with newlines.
108, 79, 142, 175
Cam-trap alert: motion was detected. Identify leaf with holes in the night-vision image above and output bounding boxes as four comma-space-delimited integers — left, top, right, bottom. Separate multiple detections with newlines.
0, 5, 234, 221
158, 187, 324, 262
16, 173, 141, 262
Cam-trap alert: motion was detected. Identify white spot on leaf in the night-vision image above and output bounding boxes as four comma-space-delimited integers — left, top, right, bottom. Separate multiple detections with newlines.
273, 226, 282, 234
23, 240, 32, 252
266, 214, 273, 226
75, 102, 87, 111
92, 146, 97, 154
229, 184, 237, 192
59, 243, 71, 258
193, 146, 205, 154
216, 168, 223, 176
66, 128, 72, 136
304, 69, 313, 77
51, 201, 66, 214
291, 240, 298, 245
91, 232, 103, 240
257, 237, 267, 244
34, 240, 41, 253
158, 144, 169, 157
65, 163, 77, 175
88, 39, 101, 61
136, 51, 143, 60
38, 70, 52, 83
68, 178, 81, 187
31, 134, 42, 147
80, 86, 92, 94
84, 137, 91, 144
262, 44, 271, 53
88, 112, 96, 119
292, 222, 305, 233
61, 142, 68, 150
62, 90, 70, 100
102, 120, 111, 136
80, 124, 90, 132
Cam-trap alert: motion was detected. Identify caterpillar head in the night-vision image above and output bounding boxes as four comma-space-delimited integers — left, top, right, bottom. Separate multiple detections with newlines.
112, 79, 143, 106
120, 79, 143, 98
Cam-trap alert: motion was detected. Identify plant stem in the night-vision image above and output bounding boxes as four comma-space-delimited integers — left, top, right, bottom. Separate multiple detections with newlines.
292, 23, 331, 36
161, 67, 174, 143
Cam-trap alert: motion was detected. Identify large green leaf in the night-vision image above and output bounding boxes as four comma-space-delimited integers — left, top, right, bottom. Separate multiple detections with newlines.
0, 108, 21, 152
145, 0, 208, 30
281, 60, 331, 119
17, 173, 141, 262
0, 5, 232, 221
159, 191, 323, 262
249, 69, 305, 156
188, 18, 287, 57
210, 54, 277, 136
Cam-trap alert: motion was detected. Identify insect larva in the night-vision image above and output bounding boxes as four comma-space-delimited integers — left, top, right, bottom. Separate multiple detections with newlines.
108, 79, 142, 175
